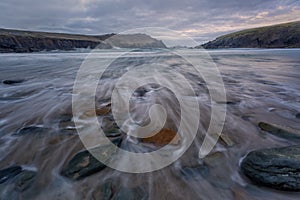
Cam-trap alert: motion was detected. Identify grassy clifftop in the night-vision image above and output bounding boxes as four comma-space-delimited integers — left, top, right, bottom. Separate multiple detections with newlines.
199, 21, 300, 49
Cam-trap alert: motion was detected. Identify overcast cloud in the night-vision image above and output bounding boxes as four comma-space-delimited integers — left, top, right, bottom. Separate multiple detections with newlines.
0, 0, 299, 44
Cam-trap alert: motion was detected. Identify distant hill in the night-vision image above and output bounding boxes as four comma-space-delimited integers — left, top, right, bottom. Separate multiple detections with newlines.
0, 29, 166, 53
198, 21, 300, 49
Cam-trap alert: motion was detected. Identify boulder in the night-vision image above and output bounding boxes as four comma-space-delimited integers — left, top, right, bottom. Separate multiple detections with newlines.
241, 145, 300, 191
61, 138, 122, 180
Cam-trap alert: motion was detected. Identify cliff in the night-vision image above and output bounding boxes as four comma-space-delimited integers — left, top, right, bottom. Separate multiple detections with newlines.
198, 21, 300, 49
0, 29, 166, 53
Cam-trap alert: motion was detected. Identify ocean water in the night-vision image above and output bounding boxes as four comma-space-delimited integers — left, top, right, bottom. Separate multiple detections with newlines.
0, 48, 299, 199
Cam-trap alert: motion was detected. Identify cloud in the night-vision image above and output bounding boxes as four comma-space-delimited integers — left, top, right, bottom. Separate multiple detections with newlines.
0, 0, 299, 45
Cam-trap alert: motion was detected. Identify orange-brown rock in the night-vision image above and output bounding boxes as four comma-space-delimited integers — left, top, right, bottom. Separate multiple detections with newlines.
141, 128, 180, 145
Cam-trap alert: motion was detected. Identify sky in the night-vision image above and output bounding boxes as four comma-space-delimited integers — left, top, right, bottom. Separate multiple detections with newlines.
0, 0, 299, 44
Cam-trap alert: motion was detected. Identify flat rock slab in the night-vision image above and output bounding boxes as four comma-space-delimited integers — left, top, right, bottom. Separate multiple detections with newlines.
61, 138, 122, 180
258, 122, 300, 141
241, 145, 300, 191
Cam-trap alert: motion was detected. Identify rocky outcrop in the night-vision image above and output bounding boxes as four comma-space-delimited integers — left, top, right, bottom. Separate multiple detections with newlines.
198, 21, 300, 49
0, 29, 166, 53
105, 33, 166, 49
241, 145, 300, 191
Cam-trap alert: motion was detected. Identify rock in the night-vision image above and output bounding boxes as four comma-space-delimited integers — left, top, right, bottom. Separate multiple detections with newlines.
178, 165, 209, 180
12, 170, 36, 192
101, 180, 148, 200
296, 113, 300, 119
0, 166, 22, 184
141, 128, 180, 146
241, 145, 300, 191
101, 180, 114, 200
220, 133, 235, 147
112, 187, 148, 200
258, 122, 300, 141
101, 117, 121, 137
2, 79, 24, 85
215, 101, 238, 105
133, 87, 150, 97
16, 126, 51, 135
0, 166, 37, 199
61, 138, 122, 180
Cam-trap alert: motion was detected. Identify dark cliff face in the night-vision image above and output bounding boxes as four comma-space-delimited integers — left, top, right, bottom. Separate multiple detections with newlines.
0, 29, 166, 53
198, 21, 300, 49
0, 35, 112, 53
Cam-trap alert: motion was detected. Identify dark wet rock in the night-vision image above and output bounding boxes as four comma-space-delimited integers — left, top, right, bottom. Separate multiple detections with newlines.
241, 145, 300, 191
0, 166, 22, 184
16, 126, 51, 135
112, 187, 148, 200
0, 166, 37, 199
61, 138, 122, 180
215, 100, 238, 105
101, 180, 148, 200
296, 113, 300, 119
101, 117, 121, 137
133, 87, 150, 97
2, 79, 24, 85
178, 165, 209, 180
12, 170, 36, 192
258, 122, 300, 141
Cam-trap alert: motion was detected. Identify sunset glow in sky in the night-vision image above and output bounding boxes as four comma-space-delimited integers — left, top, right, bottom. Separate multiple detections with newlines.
1, 0, 299, 44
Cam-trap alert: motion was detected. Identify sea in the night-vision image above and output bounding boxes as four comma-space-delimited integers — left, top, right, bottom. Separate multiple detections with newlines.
0, 48, 299, 199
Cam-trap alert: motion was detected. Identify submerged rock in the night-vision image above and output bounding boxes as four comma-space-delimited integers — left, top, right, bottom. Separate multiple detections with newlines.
101, 180, 148, 200
61, 138, 122, 180
258, 122, 300, 141
241, 145, 300, 191
0, 166, 22, 184
178, 165, 209, 180
2, 79, 24, 85
112, 187, 148, 200
0, 166, 37, 199
101, 117, 121, 137
16, 126, 52, 135
11, 170, 36, 192
141, 128, 180, 146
